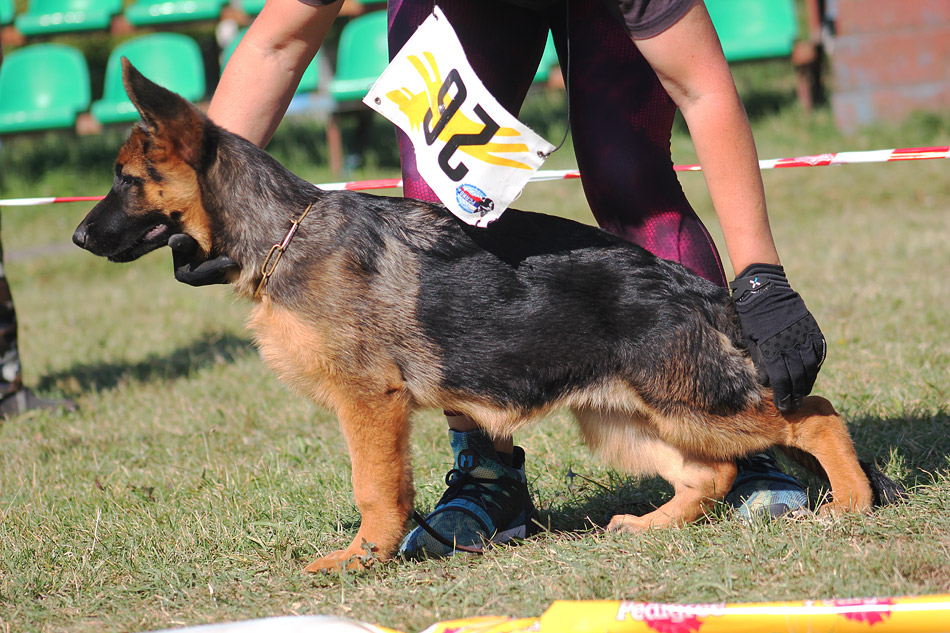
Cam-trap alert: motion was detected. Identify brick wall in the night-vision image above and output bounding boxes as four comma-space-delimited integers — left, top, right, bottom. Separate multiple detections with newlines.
831, 0, 950, 132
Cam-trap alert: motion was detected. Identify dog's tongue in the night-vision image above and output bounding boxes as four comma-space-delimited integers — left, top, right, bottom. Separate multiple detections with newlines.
146, 224, 168, 240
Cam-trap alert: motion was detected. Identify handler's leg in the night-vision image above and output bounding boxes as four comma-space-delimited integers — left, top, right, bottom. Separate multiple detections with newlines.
390, 0, 546, 555
550, 0, 727, 286
550, 0, 806, 517
0, 221, 77, 420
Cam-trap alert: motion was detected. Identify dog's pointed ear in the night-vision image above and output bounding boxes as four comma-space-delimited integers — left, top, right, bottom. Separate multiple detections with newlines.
122, 58, 212, 169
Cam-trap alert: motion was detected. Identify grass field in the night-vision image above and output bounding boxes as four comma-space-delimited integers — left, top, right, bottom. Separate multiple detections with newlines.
0, 61, 948, 632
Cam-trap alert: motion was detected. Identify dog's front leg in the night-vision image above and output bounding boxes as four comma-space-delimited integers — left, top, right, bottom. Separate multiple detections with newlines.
304, 393, 414, 572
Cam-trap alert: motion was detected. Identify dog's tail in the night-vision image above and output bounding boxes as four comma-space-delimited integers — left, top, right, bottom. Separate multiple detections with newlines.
859, 460, 907, 506
781, 446, 907, 507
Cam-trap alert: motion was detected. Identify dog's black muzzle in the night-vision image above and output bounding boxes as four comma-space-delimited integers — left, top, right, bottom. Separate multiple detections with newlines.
73, 191, 177, 262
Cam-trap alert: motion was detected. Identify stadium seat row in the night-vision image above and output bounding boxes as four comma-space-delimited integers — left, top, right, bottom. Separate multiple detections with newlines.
4, 0, 237, 35
1, 0, 390, 35
0, 11, 392, 135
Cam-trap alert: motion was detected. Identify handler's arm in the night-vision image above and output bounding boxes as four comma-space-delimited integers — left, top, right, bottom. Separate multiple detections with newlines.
636, 0, 826, 412
172, 0, 341, 285
208, 0, 343, 147
634, 0, 779, 274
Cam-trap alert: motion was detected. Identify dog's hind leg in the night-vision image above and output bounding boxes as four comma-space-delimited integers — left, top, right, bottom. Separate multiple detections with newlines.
304, 392, 414, 572
779, 395, 873, 515
607, 454, 736, 531
574, 408, 736, 531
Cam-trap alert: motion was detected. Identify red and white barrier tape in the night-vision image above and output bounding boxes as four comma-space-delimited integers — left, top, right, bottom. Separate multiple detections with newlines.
733, 144, 950, 171
2, 146, 947, 206
0, 195, 108, 207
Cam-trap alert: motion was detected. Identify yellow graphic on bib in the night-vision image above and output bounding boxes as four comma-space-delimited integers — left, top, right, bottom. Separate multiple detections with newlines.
386, 52, 532, 170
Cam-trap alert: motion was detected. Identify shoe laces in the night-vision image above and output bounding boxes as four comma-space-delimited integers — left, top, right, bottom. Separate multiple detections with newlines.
436, 468, 523, 519
407, 468, 526, 555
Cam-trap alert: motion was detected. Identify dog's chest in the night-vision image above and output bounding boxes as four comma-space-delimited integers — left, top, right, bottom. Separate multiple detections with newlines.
246, 301, 338, 405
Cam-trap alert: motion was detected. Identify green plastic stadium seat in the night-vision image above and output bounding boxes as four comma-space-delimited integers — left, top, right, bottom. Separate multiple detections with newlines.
705, 0, 798, 62
328, 10, 389, 103
221, 28, 321, 94
324, 10, 388, 173
14, 0, 122, 36
1, 0, 14, 25
124, 0, 226, 27
91, 33, 206, 125
0, 43, 91, 134
533, 31, 558, 83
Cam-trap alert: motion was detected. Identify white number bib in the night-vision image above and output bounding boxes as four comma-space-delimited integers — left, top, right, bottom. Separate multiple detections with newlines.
364, 6, 555, 226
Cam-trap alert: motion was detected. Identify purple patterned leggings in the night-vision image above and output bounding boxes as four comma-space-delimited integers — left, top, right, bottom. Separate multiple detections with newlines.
388, 0, 727, 287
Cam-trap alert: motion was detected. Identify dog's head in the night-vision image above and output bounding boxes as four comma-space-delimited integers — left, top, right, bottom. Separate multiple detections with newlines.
73, 59, 214, 262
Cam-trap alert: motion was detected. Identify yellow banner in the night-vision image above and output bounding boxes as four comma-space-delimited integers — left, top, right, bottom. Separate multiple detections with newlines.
539, 595, 950, 633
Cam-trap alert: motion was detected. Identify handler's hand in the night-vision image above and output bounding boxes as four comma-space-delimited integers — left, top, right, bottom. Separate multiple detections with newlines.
169, 233, 239, 286
730, 264, 826, 412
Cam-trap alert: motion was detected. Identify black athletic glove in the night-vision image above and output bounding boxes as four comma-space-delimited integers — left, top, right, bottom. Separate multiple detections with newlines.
169, 233, 239, 286
730, 263, 826, 412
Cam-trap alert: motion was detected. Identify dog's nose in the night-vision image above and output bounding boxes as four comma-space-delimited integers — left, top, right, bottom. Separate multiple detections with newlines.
72, 225, 88, 248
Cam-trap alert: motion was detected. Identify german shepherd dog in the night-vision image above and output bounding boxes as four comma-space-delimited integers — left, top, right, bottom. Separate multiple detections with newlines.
74, 61, 900, 572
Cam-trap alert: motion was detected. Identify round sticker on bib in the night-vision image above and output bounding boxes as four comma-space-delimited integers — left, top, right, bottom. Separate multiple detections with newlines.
456, 183, 495, 218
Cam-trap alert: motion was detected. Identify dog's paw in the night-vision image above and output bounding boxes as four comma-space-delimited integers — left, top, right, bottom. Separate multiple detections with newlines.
303, 538, 383, 573
605, 513, 653, 532
304, 550, 372, 572
816, 499, 871, 517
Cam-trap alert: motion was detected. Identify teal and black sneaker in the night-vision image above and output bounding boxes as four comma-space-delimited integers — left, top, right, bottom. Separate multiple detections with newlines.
399, 429, 537, 558
726, 450, 810, 520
